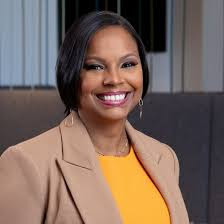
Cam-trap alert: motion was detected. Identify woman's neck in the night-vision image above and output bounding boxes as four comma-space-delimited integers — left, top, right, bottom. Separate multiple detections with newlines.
77, 112, 129, 156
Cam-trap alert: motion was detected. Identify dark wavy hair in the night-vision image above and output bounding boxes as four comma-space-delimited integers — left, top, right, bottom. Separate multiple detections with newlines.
56, 11, 149, 115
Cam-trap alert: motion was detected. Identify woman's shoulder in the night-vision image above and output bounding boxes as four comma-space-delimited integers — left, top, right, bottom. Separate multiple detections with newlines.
134, 129, 180, 180
2, 125, 62, 166
0, 125, 64, 221
134, 129, 173, 153
127, 121, 178, 163
17, 126, 61, 149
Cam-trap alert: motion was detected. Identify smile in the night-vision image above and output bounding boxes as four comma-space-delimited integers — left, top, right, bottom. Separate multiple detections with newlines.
96, 92, 131, 106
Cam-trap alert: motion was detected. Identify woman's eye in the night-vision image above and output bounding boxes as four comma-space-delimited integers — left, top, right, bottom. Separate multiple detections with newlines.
121, 62, 137, 68
84, 64, 104, 71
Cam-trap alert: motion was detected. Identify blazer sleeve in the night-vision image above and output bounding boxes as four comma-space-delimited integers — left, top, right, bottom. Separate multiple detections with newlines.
165, 144, 180, 184
0, 146, 44, 224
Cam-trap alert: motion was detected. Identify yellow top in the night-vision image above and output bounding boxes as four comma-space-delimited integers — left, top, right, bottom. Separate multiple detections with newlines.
98, 146, 170, 224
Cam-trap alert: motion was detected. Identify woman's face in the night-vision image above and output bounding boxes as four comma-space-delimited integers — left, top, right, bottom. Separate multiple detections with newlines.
78, 25, 143, 122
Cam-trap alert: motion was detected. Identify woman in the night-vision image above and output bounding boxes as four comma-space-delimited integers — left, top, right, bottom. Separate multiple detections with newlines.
0, 11, 189, 223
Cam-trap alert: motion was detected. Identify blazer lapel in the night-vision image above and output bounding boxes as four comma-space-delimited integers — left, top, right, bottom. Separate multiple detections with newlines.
57, 112, 122, 224
125, 121, 187, 224
57, 112, 187, 224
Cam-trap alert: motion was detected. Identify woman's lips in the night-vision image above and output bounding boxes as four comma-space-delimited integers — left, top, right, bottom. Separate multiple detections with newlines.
95, 92, 131, 106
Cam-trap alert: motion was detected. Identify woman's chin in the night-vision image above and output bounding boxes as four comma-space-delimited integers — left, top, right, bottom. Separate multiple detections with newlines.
96, 108, 129, 122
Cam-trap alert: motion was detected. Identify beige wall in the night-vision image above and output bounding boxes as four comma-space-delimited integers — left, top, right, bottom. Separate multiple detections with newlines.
183, 0, 203, 91
172, 0, 224, 92
172, 0, 203, 92
172, 0, 185, 92
202, 0, 224, 91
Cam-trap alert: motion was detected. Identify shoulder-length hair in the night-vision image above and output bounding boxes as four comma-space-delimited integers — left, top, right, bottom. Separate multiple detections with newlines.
56, 11, 149, 115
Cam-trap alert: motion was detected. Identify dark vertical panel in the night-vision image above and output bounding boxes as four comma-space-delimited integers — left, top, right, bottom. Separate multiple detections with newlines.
62, 0, 166, 52
96, 0, 105, 10
64, 0, 115, 33
64, 0, 77, 31
107, 0, 117, 12
121, 0, 140, 35
121, 0, 166, 52
65, 0, 96, 32
152, 0, 166, 51
141, 0, 151, 51
57, 0, 63, 46
93, 0, 117, 12
78, 0, 96, 17
209, 95, 224, 224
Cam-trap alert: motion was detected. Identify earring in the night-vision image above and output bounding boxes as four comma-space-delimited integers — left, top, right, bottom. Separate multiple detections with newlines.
64, 109, 74, 127
139, 98, 143, 119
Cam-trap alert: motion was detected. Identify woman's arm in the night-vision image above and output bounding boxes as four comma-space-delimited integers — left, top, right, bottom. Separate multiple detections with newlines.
0, 147, 44, 224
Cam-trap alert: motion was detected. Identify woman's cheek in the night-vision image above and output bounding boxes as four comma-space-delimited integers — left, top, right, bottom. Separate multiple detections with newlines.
128, 71, 143, 89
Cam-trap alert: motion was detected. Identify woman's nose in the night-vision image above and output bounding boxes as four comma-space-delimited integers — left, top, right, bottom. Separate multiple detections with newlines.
103, 68, 124, 86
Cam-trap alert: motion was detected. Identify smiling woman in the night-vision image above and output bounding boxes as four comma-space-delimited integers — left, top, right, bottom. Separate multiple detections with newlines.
79, 26, 143, 127
56, 11, 149, 116
0, 11, 189, 224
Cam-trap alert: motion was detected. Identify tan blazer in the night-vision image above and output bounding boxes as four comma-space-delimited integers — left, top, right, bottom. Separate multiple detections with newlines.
0, 112, 189, 224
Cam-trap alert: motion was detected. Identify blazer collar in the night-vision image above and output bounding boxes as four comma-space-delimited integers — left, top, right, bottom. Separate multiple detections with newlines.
58, 112, 122, 223
58, 112, 186, 224
59, 111, 95, 170
59, 112, 160, 169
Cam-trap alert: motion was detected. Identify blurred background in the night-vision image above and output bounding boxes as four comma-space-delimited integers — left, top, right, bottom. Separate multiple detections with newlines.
1, 1, 224, 224
1, 0, 223, 92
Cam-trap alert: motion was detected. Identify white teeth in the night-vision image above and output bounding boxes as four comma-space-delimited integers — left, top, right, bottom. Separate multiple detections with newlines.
119, 94, 125, 99
101, 94, 126, 101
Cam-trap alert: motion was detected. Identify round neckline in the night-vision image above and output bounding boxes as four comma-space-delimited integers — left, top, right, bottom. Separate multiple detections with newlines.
97, 146, 133, 159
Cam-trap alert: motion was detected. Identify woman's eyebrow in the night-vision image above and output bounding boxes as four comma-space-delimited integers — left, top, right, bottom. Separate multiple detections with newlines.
119, 52, 139, 61
84, 56, 106, 63
85, 52, 139, 63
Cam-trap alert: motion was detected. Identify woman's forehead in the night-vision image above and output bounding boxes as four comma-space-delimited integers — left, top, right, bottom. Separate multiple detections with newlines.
85, 26, 139, 57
